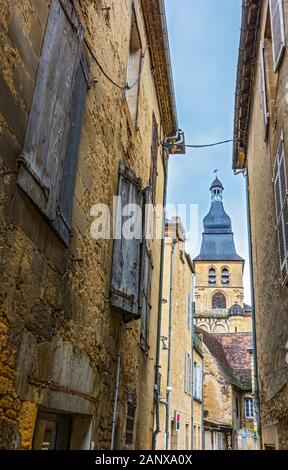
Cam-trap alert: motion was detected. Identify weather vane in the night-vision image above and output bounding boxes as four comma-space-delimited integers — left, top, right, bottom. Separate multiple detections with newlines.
214, 169, 219, 176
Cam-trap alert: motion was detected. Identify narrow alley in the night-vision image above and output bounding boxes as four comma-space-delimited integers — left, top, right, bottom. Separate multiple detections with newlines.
0, 0, 287, 458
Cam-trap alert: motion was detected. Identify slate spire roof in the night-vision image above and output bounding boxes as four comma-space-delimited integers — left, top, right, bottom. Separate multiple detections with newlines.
194, 178, 244, 262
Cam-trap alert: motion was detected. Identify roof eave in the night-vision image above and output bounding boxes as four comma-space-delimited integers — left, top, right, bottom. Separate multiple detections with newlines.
233, 0, 261, 171
141, 0, 178, 137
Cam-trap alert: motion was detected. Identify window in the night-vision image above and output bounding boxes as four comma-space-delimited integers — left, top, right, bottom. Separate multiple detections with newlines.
193, 363, 202, 401
125, 403, 136, 445
184, 352, 190, 394
236, 397, 240, 418
273, 135, 288, 283
187, 291, 191, 329
185, 423, 190, 450
110, 164, 143, 321
17, 0, 87, 245
260, 40, 270, 140
139, 188, 153, 352
245, 398, 254, 419
269, 0, 285, 71
125, 7, 142, 126
221, 268, 230, 284
149, 114, 158, 201
212, 292, 226, 309
208, 268, 216, 285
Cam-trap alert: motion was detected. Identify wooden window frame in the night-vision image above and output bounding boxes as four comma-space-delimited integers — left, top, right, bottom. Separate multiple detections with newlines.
260, 40, 270, 140
273, 133, 288, 285
269, 0, 286, 71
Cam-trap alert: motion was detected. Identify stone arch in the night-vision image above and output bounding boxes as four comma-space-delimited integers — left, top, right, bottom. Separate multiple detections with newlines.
212, 323, 227, 333
198, 323, 209, 332
211, 291, 227, 309
208, 265, 217, 285
221, 266, 230, 285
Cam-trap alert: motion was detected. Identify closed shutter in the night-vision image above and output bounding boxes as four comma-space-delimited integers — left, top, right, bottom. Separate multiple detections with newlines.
139, 188, 153, 352
149, 114, 158, 202
187, 291, 191, 328
269, 0, 286, 70
110, 164, 143, 322
260, 41, 269, 140
193, 362, 196, 398
184, 352, 189, 394
196, 364, 202, 400
273, 134, 288, 283
53, 56, 89, 244
17, 0, 84, 221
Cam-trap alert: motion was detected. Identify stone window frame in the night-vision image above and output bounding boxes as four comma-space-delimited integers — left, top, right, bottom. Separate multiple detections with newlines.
211, 290, 227, 310
208, 265, 217, 285
124, 3, 144, 129
221, 266, 230, 285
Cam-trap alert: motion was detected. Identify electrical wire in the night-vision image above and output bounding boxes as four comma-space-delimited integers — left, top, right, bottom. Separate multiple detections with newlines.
70, 0, 146, 92
85, 37, 147, 91
164, 138, 237, 149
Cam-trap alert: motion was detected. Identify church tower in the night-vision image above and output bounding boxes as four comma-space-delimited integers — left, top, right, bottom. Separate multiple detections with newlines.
193, 177, 252, 333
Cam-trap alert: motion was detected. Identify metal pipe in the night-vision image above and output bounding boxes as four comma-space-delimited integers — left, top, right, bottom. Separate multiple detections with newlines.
201, 354, 204, 450
165, 238, 177, 450
152, 144, 169, 450
245, 171, 262, 449
191, 272, 195, 450
111, 319, 124, 450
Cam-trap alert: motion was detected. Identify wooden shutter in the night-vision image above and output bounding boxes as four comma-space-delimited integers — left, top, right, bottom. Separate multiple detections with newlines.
260, 41, 269, 140
17, 0, 84, 221
184, 352, 189, 394
273, 134, 288, 283
110, 164, 143, 322
190, 356, 193, 396
269, 0, 286, 70
193, 362, 196, 398
139, 188, 153, 352
149, 114, 158, 202
196, 364, 202, 400
187, 291, 191, 328
53, 56, 89, 244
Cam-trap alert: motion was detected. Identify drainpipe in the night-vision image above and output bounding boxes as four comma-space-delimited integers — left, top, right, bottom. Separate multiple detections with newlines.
111, 319, 124, 450
201, 355, 204, 450
165, 238, 177, 450
152, 131, 186, 450
191, 273, 195, 450
245, 171, 262, 449
152, 144, 169, 450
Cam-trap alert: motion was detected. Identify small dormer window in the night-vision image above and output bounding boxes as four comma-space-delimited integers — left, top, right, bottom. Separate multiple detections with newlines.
208, 268, 216, 284
221, 268, 230, 284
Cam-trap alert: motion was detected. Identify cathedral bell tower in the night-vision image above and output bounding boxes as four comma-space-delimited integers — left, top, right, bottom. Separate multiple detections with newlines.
193, 177, 252, 333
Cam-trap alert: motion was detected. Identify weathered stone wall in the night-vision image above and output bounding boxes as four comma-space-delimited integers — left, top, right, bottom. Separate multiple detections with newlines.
203, 343, 233, 427
0, 0, 166, 450
157, 232, 203, 450
245, 0, 288, 450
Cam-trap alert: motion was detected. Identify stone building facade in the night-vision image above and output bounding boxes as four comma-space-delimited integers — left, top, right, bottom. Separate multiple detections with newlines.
157, 219, 203, 450
193, 178, 252, 334
233, 0, 288, 449
200, 329, 257, 450
0, 0, 183, 450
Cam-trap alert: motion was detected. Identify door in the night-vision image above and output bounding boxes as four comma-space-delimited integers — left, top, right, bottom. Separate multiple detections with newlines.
33, 411, 72, 450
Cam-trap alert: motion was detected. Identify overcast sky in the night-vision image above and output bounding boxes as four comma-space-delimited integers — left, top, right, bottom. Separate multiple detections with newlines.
165, 0, 251, 303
